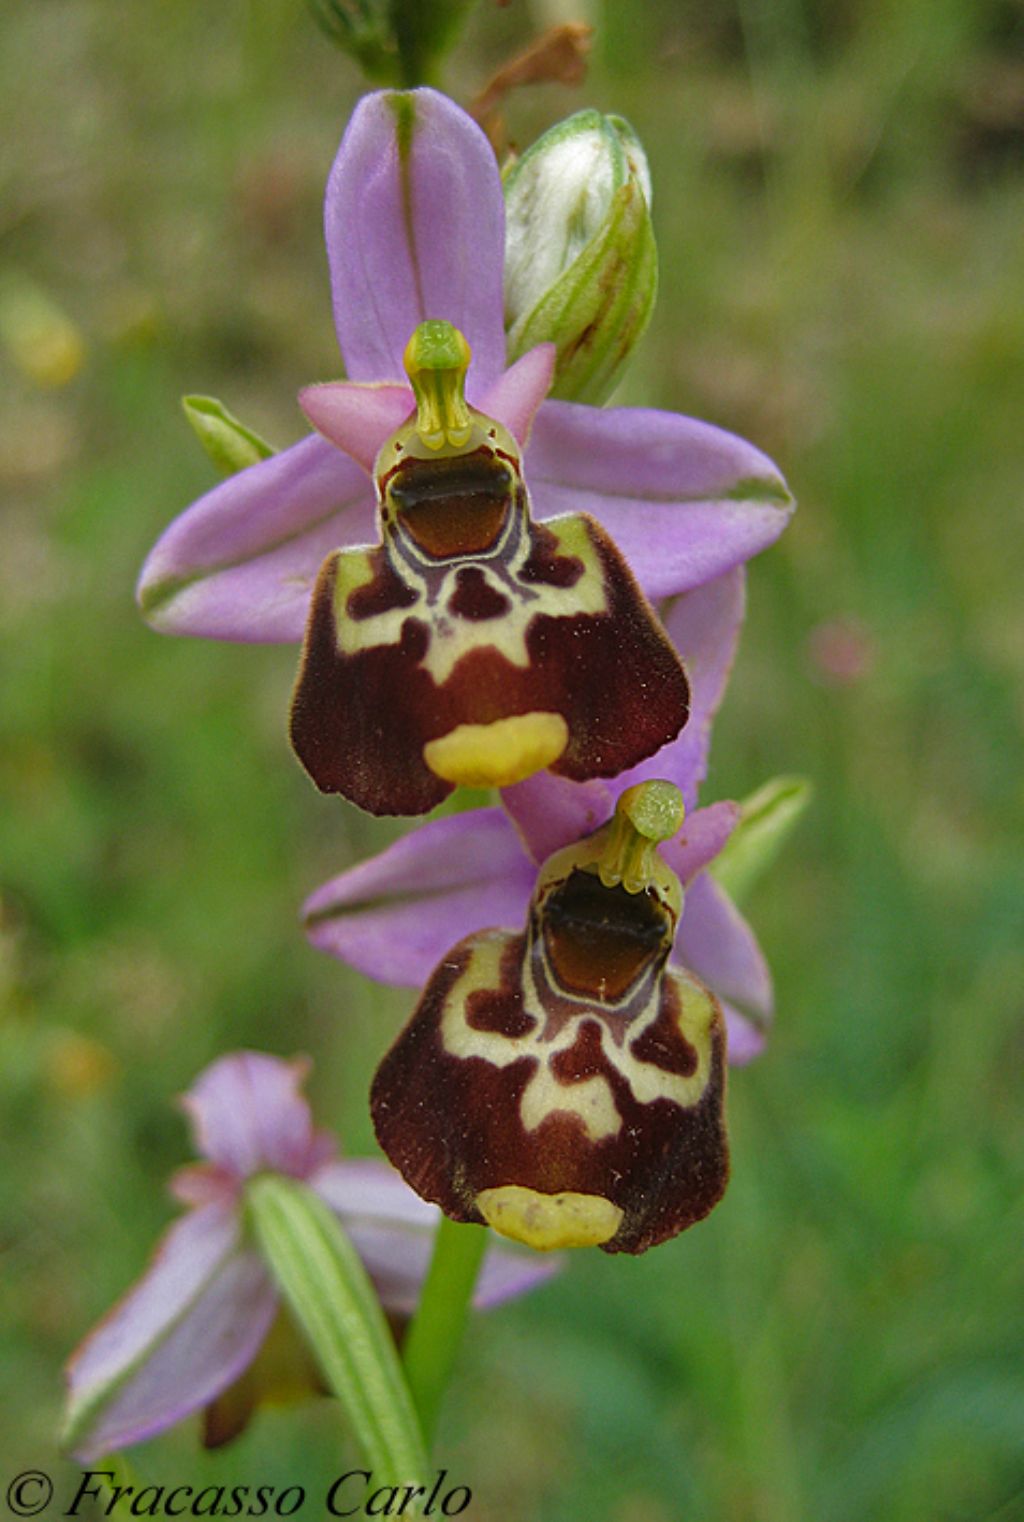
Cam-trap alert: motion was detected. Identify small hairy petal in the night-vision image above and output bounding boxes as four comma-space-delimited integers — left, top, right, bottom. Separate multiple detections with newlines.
525, 400, 793, 600
137, 435, 375, 644
65, 1206, 277, 1462
663, 802, 740, 886
181, 1052, 334, 1180
501, 772, 614, 865
325, 89, 506, 390
300, 382, 414, 473
675, 872, 773, 1019
479, 345, 556, 446
304, 809, 534, 987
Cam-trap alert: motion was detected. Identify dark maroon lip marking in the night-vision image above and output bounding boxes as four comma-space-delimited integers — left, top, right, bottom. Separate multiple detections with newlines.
447, 567, 512, 621
518, 524, 585, 589
345, 553, 419, 621
630, 985, 700, 1077
549, 1019, 606, 1082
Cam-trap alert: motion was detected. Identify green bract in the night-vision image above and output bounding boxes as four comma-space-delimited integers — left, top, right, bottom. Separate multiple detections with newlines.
503, 109, 657, 405
710, 776, 813, 905
182, 395, 275, 477
308, 0, 477, 87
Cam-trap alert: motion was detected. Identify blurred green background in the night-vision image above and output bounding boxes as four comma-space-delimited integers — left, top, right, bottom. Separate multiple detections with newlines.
2, 1, 1023, 1518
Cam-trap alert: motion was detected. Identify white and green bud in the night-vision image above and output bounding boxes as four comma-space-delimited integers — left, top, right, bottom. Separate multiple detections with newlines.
503, 110, 657, 405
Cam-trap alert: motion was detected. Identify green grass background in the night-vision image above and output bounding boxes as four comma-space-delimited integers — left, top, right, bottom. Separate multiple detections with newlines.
2, 1, 1022, 1518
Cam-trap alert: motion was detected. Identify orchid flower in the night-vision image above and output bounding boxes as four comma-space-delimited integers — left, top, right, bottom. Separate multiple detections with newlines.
371, 778, 729, 1256
63, 1053, 557, 1462
303, 567, 772, 1064
136, 88, 792, 653
289, 317, 692, 813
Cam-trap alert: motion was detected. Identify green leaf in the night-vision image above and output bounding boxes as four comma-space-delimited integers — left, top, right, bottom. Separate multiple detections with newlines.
246, 1176, 429, 1492
710, 775, 813, 904
182, 395, 275, 477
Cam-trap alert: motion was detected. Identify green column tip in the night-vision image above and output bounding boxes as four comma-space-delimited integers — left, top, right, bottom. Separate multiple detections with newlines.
598, 781, 684, 894
403, 321, 473, 451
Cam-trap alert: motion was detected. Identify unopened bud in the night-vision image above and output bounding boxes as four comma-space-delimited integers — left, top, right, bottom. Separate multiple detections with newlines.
503, 110, 657, 404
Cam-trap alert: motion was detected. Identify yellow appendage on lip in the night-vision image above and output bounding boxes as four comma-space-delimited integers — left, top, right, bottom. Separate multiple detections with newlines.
423, 712, 568, 787
477, 1186, 623, 1250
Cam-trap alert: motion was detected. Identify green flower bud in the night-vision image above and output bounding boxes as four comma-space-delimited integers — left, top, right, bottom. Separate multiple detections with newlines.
503, 110, 657, 405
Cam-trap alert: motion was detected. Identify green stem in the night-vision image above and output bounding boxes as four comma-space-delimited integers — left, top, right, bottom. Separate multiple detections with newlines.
401, 1215, 488, 1444
390, 0, 432, 87
388, 0, 478, 88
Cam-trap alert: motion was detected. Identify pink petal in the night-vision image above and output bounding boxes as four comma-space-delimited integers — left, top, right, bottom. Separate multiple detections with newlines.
312, 1159, 559, 1315
666, 565, 746, 724
612, 568, 746, 808
663, 801, 740, 885
312, 1157, 438, 1229
300, 382, 414, 473
181, 1053, 336, 1180
473, 1235, 563, 1308
137, 434, 375, 643
65, 1204, 277, 1462
325, 89, 506, 392
525, 401, 793, 600
169, 1163, 238, 1209
304, 809, 534, 988
721, 1001, 768, 1065
675, 872, 773, 1020
501, 773, 614, 865
480, 345, 555, 446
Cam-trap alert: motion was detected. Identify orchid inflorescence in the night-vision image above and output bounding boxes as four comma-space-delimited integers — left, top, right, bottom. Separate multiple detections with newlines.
66, 85, 799, 1463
